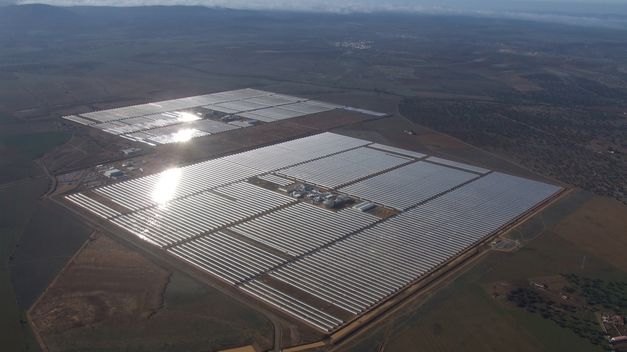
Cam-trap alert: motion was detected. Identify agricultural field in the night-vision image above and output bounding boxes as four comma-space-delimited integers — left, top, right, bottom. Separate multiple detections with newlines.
0, 177, 49, 352
10, 200, 92, 310
0, 130, 70, 183
29, 233, 274, 352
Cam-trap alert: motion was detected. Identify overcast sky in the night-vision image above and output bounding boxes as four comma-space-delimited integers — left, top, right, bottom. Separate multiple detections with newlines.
7, 0, 627, 27
8, 0, 627, 11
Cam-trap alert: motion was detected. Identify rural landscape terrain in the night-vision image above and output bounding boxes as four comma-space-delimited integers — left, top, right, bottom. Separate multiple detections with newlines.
0, 3, 626, 352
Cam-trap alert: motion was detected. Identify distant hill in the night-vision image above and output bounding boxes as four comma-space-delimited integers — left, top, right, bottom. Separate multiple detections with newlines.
0, 4, 326, 34
0, 4, 82, 30
0, 4, 286, 32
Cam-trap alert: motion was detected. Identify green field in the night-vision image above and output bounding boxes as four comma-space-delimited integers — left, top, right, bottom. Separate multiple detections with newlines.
0, 129, 71, 351
0, 178, 48, 352
0, 131, 70, 160
0, 131, 70, 183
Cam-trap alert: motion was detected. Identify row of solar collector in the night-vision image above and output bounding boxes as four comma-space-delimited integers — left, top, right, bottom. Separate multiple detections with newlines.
93, 140, 475, 214
226, 174, 561, 329
92, 112, 192, 135
96, 159, 262, 210
230, 202, 380, 256
337, 161, 481, 210
63, 89, 340, 129
95, 133, 371, 211
408, 173, 562, 239
267, 226, 455, 315
86, 97, 339, 145
169, 232, 284, 285
276, 147, 412, 189
241, 280, 344, 332
65, 193, 120, 219
110, 182, 295, 247
159, 202, 382, 285
75, 88, 274, 123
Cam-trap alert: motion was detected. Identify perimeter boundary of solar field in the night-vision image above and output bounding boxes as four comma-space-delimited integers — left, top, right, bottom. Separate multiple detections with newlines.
52, 131, 568, 351
284, 187, 571, 351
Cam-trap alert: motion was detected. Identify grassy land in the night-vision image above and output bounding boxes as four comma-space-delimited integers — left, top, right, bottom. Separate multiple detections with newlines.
10, 200, 92, 309
0, 131, 70, 183
0, 129, 71, 351
343, 192, 627, 352
0, 131, 70, 160
0, 177, 48, 352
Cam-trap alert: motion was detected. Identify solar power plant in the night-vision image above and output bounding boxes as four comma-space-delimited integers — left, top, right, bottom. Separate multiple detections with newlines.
65, 132, 563, 333
62, 88, 371, 145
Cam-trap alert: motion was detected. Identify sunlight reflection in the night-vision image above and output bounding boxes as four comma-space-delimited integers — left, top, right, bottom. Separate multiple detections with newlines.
152, 168, 181, 209
171, 128, 195, 143
176, 111, 201, 123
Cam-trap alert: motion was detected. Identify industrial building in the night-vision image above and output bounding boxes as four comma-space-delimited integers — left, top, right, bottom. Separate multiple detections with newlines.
65, 132, 562, 333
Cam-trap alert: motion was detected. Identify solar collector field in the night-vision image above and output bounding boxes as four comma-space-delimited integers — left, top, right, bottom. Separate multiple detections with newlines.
277, 147, 411, 189
169, 232, 284, 285
95, 158, 262, 211
94, 133, 370, 211
222, 132, 370, 172
230, 203, 379, 256
240, 280, 344, 332
64, 132, 562, 333
338, 161, 480, 210
62, 88, 366, 145
266, 171, 562, 315
65, 193, 120, 219
110, 182, 294, 247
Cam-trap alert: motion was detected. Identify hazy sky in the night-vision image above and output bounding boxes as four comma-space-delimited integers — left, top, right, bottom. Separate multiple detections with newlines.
7, 0, 627, 28
9, 0, 627, 11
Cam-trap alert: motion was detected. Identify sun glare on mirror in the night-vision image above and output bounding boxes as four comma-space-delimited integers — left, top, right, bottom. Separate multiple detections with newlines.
176, 111, 201, 123
152, 168, 182, 209
171, 128, 196, 143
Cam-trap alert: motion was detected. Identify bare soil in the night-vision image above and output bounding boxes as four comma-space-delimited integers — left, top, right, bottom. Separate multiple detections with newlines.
30, 233, 274, 352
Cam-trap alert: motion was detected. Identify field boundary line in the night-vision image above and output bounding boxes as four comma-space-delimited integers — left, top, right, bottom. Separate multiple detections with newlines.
26, 230, 97, 352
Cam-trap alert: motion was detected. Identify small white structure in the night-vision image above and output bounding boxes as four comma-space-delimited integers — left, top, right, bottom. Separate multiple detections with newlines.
121, 148, 141, 156
104, 169, 124, 179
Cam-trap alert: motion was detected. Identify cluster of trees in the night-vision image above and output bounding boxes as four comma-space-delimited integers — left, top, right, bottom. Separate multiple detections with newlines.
498, 75, 627, 107
506, 287, 606, 346
505, 275, 627, 347
563, 274, 627, 313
